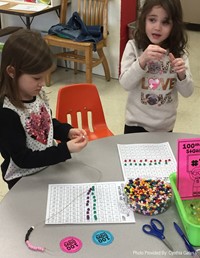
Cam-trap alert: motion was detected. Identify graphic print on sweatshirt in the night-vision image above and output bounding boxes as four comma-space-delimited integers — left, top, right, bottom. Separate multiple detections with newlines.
140, 58, 176, 106
2, 93, 54, 181
26, 104, 50, 145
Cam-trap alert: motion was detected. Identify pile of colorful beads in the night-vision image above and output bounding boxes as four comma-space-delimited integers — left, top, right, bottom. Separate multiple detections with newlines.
124, 178, 172, 215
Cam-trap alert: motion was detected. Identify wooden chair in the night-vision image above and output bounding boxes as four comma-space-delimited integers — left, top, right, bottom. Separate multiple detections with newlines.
56, 83, 113, 141
0, 26, 22, 53
44, 0, 110, 86
0, 18, 22, 38
0, 26, 22, 37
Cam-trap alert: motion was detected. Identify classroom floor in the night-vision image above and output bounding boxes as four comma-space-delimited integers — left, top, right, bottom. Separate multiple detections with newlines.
0, 29, 200, 201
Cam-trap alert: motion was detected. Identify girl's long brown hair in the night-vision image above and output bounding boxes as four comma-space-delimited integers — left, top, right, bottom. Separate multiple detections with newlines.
134, 0, 188, 57
0, 29, 54, 109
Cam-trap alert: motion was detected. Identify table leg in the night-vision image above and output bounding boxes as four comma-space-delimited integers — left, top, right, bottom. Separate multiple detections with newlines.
25, 17, 30, 29
19, 16, 32, 29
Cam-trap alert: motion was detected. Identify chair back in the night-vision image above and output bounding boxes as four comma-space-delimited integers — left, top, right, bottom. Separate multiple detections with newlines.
77, 0, 108, 39
59, 0, 108, 40
56, 83, 113, 140
60, 0, 68, 24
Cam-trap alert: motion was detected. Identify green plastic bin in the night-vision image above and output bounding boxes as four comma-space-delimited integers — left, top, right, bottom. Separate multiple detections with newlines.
0, 42, 4, 51
170, 172, 200, 246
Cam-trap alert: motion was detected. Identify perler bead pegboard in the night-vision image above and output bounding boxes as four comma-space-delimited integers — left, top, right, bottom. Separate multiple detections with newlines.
124, 178, 172, 216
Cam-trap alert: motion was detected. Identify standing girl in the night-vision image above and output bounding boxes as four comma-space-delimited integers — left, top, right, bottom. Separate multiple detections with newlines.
0, 29, 88, 189
119, 0, 193, 133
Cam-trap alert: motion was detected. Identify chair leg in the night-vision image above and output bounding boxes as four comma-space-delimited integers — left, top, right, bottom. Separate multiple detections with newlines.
74, 50, 78, 74
85, 47, 93, 83
45, 72, 51, 87
74, 62, 78, 74
97, 48, 111, 81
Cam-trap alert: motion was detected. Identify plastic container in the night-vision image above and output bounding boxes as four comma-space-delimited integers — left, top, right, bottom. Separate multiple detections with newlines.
0, 43, 4, 52
0, 43, 4, 65
169, 172, 200, 246
124, 178, 172, 216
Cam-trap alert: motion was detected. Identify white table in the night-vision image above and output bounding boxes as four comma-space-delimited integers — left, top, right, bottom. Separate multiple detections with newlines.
0, 132, 199, 258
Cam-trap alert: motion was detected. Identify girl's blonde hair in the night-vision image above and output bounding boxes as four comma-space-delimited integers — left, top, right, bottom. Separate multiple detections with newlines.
0, 29, 54, 109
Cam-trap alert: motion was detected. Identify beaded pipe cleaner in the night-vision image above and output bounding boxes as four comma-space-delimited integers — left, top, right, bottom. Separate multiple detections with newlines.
25, 187, 89, 253
24, 160, 103, 253
25, 226, 45, 252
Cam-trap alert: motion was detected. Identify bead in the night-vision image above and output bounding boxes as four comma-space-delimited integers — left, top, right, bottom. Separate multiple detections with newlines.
124, 178, 172, 215
25, 240, 45, 252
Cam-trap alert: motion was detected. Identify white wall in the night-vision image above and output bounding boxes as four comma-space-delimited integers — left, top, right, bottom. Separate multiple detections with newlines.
180, 0, 200, 24
1, 0, 120, 79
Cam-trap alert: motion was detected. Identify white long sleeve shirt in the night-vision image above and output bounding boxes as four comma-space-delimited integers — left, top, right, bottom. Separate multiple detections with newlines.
119, 40, 194, 132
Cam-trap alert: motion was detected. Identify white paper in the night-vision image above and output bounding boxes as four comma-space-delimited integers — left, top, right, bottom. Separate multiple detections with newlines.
45, 182, 135, 224
0, 2, 8, 6
10, 3, 48, 11
117, 142, 177, 181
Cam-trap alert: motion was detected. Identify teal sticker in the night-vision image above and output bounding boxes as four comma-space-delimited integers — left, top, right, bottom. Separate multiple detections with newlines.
92, 230, 114, 246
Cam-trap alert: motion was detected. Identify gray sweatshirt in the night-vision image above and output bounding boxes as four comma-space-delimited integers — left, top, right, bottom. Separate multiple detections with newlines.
119, 40, 193, 132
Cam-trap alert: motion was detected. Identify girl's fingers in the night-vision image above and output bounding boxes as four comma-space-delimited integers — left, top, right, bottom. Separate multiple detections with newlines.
169, 53, 175, 62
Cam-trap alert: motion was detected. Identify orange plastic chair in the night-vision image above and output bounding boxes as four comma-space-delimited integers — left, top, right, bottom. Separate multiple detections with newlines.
56, 83, 113, 141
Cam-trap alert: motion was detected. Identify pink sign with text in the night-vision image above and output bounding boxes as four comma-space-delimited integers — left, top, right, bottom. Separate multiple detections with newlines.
177, 138, 200, 200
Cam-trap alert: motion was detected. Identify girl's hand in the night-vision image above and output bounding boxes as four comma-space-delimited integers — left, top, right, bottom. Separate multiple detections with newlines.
139, 44, 167, 69
68, 128, 87, 140
169, 53, 186, 81
67, 134, 88, 153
